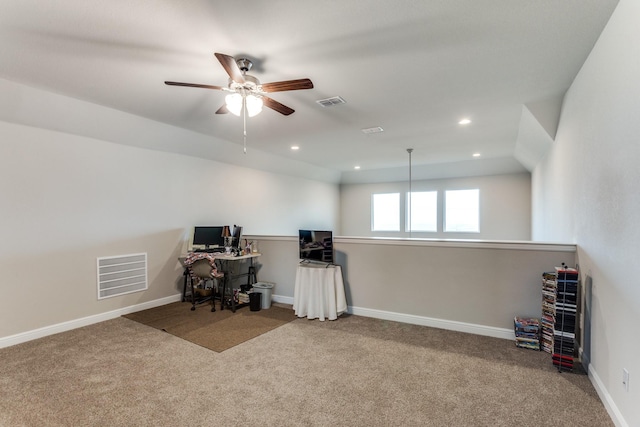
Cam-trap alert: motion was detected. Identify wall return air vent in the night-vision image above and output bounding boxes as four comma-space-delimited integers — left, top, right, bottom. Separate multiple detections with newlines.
97, 253, 148, 299
316, 96, 346, 107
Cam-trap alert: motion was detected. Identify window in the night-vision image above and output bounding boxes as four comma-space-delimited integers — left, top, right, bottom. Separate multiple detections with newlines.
406, 191, 437, 232
445, 189, 479, 232
372, 193, 400, 231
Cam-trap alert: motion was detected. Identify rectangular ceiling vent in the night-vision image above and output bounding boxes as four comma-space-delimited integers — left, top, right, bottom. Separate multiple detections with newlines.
316, 96, 346, 107
97, 253, 148, 300
361, 126, 384, 134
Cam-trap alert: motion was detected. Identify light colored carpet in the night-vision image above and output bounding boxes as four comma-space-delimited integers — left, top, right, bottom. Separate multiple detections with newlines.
0, 308, 613, 427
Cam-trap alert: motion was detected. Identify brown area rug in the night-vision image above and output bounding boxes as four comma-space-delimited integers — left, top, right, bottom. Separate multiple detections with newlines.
123, 301, 296, 352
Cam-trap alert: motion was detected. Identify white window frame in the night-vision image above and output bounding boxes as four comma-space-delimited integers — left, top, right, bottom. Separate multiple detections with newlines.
406, 191, 438, 232
371, 192, 400, 231
444, 189, 480, 233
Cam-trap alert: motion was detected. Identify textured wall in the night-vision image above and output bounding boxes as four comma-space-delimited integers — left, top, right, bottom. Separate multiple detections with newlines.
532, 1, 640, 424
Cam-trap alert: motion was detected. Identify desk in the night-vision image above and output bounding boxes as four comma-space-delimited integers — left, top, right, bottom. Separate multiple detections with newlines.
181, 252, 261, 312
293, 264, 347, 321
215, 253, 261, 312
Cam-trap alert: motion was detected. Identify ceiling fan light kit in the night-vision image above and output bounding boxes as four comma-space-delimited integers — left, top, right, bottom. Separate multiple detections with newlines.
245, 94, 264, 117
224, 93, 263, 117
165, 52, 313, 118
225, 93, 243, 116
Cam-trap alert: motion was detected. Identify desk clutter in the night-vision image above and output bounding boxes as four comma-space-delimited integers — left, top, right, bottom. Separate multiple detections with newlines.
237, 290, 251, 305
183, 278, 272, 313
189, 225, 258, 257
181, 247, 264, 313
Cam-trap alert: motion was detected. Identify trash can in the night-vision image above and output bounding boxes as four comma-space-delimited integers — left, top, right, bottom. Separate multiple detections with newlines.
252, 282, 274, 309
249, 292, 261, 311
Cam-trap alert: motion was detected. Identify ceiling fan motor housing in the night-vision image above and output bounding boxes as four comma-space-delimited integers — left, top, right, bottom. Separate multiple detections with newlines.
235, 58, 253, 72
229, 74, 260, 91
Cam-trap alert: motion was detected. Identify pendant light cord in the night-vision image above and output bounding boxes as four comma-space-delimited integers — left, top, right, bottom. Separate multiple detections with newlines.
407, 148, 413, 238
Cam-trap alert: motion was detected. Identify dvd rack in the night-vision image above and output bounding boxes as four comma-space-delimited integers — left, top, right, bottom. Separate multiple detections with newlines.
552, 266, 579, 371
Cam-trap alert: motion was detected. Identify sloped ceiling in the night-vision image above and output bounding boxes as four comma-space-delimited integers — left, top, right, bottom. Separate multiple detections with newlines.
0, 0, 619, 183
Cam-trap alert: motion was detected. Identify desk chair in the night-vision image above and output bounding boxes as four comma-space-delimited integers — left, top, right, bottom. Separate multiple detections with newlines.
185, 258, 224, 312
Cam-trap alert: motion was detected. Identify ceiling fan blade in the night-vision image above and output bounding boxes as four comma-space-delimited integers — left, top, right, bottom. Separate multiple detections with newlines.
214, 52, 245, 84
165, 81, 224, 90
215, 104, 229, 114
262, 96, 295, 116
261, 78, 314, 93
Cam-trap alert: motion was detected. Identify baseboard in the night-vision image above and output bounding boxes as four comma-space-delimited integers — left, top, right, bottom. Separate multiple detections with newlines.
588, 364, 629, 427
0, 294, 182, 349
0, 293, 521, 347
272, 293, 513, 340
272, 294, 294, 305
348, 305, 514, 340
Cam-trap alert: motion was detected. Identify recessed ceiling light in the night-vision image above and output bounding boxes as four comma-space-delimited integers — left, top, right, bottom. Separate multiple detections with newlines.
473, 153, 481, 157
354, 165, 361, 170
459, 118, 472, 125
291, 145, 299, 150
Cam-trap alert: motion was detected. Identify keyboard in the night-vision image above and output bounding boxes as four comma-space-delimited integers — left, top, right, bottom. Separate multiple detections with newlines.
194, 248, 224, 253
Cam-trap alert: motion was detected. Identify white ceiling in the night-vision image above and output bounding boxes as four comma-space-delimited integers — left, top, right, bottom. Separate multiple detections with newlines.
0, 0, 618, 183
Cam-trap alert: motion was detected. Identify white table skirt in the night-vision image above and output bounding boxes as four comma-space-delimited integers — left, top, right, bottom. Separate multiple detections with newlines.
293, 264, 347, 321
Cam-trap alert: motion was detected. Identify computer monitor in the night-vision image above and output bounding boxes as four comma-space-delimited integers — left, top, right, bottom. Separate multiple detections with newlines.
299, 230, 333, 264
191, 226, 225, 250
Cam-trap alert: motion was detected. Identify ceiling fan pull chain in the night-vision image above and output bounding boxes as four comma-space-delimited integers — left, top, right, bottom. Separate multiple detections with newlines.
243, 95, 247, 154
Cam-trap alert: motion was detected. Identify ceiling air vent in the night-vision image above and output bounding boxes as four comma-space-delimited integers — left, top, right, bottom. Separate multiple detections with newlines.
316, 96, 346, 107
361, 126, 384, 134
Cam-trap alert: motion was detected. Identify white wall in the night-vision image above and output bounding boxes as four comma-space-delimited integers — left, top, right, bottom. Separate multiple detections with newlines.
0, 117, 339, 339
252, 236, 575, 337
341, 173, 531, 240
533, 1, 639, 425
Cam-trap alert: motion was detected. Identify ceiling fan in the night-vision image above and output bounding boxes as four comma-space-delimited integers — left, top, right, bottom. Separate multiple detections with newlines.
165, 52, 314, 116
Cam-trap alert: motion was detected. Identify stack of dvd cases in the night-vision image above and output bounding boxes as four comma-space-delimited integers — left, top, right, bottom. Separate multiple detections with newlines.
552, 266, 579, 371
514, 317, 540, 350
540, 271, 557, 354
